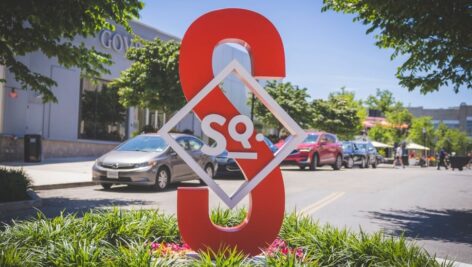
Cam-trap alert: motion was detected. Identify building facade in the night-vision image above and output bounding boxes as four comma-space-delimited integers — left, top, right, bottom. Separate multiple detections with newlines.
408, 103, 472, 137
0, 21, 252, 161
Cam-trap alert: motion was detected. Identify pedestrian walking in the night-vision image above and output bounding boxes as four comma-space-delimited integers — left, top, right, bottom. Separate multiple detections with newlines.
393, 145, 404, 168
437, 147, 448, 170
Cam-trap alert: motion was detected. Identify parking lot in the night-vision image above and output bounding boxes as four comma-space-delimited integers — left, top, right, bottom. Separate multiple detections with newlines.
1, 163, 471, 263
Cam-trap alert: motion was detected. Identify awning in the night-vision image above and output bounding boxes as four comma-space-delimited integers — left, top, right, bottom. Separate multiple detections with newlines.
371, 141, 393, 148
406, 142, 430, 151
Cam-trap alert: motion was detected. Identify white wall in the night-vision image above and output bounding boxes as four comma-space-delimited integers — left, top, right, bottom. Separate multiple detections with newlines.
1, 21, 252, 142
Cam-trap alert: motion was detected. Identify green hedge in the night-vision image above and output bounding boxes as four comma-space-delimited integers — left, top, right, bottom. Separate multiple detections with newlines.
0, 208, 452, 266
0, 168, 32, 203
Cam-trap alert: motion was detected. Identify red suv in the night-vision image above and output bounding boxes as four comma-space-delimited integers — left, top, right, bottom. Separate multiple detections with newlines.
277, 132, 343, 171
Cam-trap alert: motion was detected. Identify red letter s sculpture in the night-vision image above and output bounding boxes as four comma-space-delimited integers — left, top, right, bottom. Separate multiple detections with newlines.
178, 9, 285, 256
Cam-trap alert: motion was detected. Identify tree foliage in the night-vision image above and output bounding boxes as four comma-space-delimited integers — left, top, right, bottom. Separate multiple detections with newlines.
385, 104, 413, 144
365, 89, 396, 116
252, 81, 312, 135
367, 124, 394, 144
322, 0, 472, 94
407, 116, 435, 148
0, 0, 144, 102
111, 38, 184, 113
434, 122, 469, 155
311, 93, 362, 140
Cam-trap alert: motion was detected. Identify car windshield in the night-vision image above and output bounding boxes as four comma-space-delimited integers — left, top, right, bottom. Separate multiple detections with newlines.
356, 143, 367, 150
116, 136, 168, 152
303, 134, 319, 143
342, 143, 350, 150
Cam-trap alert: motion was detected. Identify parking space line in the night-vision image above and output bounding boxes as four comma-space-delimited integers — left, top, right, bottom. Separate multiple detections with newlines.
299, 192, 345, 216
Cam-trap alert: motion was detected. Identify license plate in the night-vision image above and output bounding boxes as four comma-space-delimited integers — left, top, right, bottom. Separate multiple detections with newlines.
107, 171, 119, 179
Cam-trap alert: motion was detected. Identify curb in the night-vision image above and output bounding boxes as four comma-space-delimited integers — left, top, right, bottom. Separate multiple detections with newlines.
437, 258, 472, 267
32, 181, 96, 190
0, 190, 42, 215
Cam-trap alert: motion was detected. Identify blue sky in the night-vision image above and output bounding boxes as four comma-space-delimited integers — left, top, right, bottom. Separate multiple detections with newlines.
138, 0, 470, 108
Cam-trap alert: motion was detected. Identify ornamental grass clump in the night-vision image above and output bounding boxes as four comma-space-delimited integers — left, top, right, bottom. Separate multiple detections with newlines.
0, 167, 32, 202
0, 208, 453, 266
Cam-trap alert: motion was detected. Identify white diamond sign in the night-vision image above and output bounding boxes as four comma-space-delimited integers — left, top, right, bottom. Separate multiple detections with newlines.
158, 60, 306, 209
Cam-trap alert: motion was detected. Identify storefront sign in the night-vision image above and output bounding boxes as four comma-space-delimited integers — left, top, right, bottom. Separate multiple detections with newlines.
99, 30, 141, 53
158, 9, 306, 256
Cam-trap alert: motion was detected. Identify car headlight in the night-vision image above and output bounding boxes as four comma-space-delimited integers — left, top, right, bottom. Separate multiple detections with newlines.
95, 159, 103, 166
299, 148, 312, 152
134, 161, 157, 168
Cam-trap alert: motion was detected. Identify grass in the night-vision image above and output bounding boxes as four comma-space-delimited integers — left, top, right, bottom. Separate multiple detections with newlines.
0, 208, 453, 266
0, 167, 32, 203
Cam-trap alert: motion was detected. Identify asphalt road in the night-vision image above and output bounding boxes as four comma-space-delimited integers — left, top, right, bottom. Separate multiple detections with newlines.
2, 165, 471, 263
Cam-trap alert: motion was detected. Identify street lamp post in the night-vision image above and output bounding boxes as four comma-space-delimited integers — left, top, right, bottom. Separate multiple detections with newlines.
422, 127, 427, 163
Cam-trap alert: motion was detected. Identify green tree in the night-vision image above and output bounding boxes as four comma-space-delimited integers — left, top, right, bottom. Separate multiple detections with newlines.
385, 104, 413, 144
367, 124, 394, 144
0, 1, 144, 102
408, 116, 435, 148
435, 123, 469, 155
329, 87, 367, 130
365, 89, 396, 116
111, 38, 184, 113
322, 0, 472, 94
311, 94, 362, 140
252, 81, 312, 136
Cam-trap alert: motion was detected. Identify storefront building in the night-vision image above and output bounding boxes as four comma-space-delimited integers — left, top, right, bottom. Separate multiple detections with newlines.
0, 21, 251, 161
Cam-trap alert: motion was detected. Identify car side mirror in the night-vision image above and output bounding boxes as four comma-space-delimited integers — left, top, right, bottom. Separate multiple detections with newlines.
169, 148, 177, 156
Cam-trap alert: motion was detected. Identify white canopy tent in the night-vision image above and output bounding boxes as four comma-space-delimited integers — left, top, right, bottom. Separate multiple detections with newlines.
406, 142, 430, 151
371, 141, 393, 148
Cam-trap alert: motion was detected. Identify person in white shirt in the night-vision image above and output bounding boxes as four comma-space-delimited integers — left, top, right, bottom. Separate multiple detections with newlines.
393, 145, 404, 168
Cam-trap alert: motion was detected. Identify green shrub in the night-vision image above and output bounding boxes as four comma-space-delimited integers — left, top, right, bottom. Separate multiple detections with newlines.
0, 168, 32, 202
0, 208, 453, 266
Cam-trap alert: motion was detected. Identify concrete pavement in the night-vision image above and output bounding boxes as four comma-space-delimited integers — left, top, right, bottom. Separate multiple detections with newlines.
0, 157, 95, 188
0, 162, 471, 263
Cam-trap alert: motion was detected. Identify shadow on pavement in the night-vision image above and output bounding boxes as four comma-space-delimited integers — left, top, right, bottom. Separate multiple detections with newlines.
0, 157, 96, 167
0, 197, 154, 224
368, 207, 472, 245
96, 182, 205, 193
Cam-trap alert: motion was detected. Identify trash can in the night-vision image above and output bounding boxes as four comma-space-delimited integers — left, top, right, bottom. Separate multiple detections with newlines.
24, 134, 42, 162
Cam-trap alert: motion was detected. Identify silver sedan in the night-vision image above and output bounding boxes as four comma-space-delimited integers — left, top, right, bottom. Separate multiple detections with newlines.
92, 133, 216, 190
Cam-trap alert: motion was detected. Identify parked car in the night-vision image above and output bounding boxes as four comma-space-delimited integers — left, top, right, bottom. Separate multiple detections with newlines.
353, 141, 379, 168
341, 141, 369, 168
215, 136, 278, 177
277, 132, 343, 171
92, 133, 217, 190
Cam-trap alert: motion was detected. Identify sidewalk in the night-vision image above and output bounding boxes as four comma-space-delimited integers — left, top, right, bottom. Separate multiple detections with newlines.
0, 157, 96, 189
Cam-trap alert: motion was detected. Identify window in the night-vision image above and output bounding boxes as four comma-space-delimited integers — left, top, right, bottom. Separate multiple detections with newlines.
304, 134, 319, 143
467, 119, 472, 137
78, 78, 128, 141
326, 134, 337, 143
188, 138, 203, 151
116, 136, 167, 152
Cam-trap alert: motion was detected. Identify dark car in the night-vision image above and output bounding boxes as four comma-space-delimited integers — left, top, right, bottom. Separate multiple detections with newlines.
215, 136, 278, 177
341, 141, 370, 168
277, 132, 343, 171
353, 141, 379, 168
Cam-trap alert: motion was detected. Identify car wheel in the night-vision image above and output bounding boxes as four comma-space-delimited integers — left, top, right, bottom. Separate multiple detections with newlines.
200, 164, 214, 185
332, 155, 342, 170
309, 154, 318, 171
365, 157, 370, 168
101, 183, 112, 190
360, 157, 366, 169
155, 167, 170, 191
372, 160, 377, 168
299, 165, 306, 170
346, 157, 354, 169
